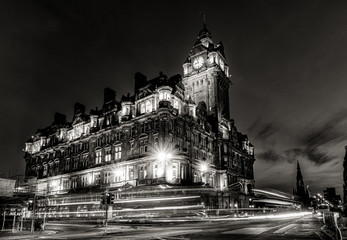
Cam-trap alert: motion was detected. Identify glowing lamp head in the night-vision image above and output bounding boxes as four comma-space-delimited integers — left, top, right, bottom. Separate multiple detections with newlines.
158, 152, 166, 161
157, 151, 172, 161
200, 162, 208, 172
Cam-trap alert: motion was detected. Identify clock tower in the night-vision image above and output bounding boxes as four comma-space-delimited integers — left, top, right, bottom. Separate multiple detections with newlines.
183, 24, 231, 121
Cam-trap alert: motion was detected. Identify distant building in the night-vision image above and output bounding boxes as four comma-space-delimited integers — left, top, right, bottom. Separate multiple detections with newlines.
293, 161, 310, 206
23, 25, 255, 219
324, 187, 341, 207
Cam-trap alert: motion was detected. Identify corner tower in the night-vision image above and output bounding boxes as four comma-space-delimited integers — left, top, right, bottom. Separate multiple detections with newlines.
182, 24, 231, 121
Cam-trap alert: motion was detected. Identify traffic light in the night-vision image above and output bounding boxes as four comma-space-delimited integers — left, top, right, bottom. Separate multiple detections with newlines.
106, 193, 110, 204
106, 193, 115, 205
100, 193, 106, 205
28, 199, 34, 211
110, 193, 115, 204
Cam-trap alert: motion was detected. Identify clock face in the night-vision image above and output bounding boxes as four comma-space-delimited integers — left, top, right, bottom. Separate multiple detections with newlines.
193, 56, 204, 69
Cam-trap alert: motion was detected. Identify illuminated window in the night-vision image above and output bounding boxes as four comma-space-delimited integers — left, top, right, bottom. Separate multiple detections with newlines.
114, 167, 123, 182
146, 101, 152, 112
105, 148, 111, 162
115, 131, 121, 141
154, 137, 158, 149
94, 173, 101, 185
140, 103, 145, 114
154, 164, 158, 178
194, 172, 198, 182
95, 150, 102, 164
180, 164, 186, 179
82, 155, 88, 168
65, 158, 70, 171
128, 167, 134, 180
72, 177, 77, 188
159, 92, 163, 100
144, 140, 148, 152
104, 172, 110, 184
73, 158, 78, 169
130, 142, 134, 155
63, 179, 70, 190
140, 139, 147, 153
114, 145, 121, 160
174, 100, 178, 109
139, 165, 147, 180
82, 176, 88, 187
140, 141, 144, 154
43, 164, 47, 176
172, 163, 177, 178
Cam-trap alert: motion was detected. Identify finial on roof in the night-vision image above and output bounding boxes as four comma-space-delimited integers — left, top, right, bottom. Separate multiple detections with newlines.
199, 10, 206, 25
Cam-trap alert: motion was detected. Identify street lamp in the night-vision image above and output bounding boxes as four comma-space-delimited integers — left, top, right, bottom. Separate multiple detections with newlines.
199, 162, 208, 173
156, 151, 172, 181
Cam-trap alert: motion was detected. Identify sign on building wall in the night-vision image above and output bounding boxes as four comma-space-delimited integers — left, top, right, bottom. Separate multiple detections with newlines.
0, 178, 16, 197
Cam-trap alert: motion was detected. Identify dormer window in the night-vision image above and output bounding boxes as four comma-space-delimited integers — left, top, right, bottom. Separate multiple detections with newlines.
159, 91, 170, 100
140, 103, 145, 114
122, 104, 131, 115
146, 101, 152, 112
158, 86, 172, 102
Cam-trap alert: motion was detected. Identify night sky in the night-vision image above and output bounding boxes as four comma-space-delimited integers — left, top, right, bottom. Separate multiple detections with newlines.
1, 0, 347, 197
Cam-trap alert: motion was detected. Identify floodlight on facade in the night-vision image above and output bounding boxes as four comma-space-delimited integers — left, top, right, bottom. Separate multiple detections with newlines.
199, 162, 208, 172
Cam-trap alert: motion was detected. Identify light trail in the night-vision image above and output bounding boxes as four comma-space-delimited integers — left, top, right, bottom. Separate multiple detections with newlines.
252, 189, 291, 199
114, 195, 200, 203
252, 199, 295, 206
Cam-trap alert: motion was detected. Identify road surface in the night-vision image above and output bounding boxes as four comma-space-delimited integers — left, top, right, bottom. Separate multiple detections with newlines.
0, 213, 330, 239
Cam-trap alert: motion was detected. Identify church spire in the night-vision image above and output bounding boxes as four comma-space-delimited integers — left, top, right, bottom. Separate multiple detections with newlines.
296, 161, 305, 197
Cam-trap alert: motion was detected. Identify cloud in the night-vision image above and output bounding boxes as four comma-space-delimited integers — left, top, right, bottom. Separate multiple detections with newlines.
262, 109, 347, 166
248, 115, 279, 142
257, 150, 281, 162
297, 109, 347, 165
256, 120, 278, 140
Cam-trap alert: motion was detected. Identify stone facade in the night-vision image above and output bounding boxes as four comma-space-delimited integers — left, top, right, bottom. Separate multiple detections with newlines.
24, 25, 255, 213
